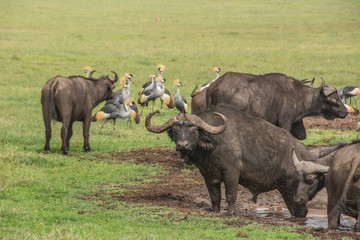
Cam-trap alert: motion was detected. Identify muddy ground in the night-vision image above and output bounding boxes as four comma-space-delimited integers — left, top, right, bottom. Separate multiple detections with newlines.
87, 115, 360, 239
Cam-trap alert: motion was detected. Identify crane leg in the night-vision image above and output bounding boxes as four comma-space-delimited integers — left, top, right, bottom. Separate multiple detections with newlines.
354, 97, 358, 108
113, 119, 116, 137
140, 105, 144, 116
99, 119, 109, 133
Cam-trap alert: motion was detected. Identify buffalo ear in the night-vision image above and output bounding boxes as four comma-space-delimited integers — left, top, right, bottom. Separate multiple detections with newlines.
167, 129, 174, 142
198, 135, 214, 151
321, 85, 337, 97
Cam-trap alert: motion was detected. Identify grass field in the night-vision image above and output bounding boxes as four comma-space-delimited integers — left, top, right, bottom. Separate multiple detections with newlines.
0, 0, 359, 239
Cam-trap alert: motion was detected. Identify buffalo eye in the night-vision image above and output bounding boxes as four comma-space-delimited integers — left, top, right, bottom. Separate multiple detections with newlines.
189, 126, 197, 134
172, 125, 181, 132
304, 174, 316, 184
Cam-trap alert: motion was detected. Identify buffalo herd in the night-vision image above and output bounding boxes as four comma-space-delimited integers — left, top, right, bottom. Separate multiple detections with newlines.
147, 72, 360, 231
41, 71, 360, 231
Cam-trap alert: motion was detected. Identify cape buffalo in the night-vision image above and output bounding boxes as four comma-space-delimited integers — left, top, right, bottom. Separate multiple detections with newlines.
145, 104, 348, 217
41, 70, 118, 154
292, 142, 360, 230
192, 72, 348, 140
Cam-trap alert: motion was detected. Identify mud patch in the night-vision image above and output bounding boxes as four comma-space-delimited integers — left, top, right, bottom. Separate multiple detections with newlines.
304, 114, 359, 131
85, 146, 360, 240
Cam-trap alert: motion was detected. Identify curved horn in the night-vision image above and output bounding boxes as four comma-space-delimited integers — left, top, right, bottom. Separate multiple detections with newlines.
186, 112, 227, 134
110, 71, 119, 83
89, 70, 96, 80
292, 149, 329, 174
145, 110, 179, 133
317, 77, 325, 89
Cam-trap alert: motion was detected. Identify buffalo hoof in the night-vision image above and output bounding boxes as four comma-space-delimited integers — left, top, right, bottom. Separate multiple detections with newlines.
84, 146, 92, 152
61, 150, 68, 155
354, 222, 360, 232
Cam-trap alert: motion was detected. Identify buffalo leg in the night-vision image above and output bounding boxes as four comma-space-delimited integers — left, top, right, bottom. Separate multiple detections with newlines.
204, 180, 221, 212
66, 122, 73, 150
83, 117, 92, 152
223, 170, 240, 215
290, 120, 306, 140
353, 181, 360, 231
43, 112, 52, 153
60, 118, 71, 155
280, 191, 308, 217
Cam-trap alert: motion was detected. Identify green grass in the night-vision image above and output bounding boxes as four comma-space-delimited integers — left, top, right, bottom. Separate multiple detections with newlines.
0, 0, 359, 239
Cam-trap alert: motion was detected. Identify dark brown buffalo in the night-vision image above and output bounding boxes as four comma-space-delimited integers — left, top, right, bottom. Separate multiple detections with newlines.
41, 71, 118, 154
326, 143, 360, 231
193, 72, 347, 140
292, 141, 360, 231
145, 105, 348, 217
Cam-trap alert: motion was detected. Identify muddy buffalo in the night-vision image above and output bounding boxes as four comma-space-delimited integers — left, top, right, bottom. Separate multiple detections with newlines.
41, 71, 118, 154
292, 142, 360, 231
192, 72, 348, 140
145, 104, 348, 217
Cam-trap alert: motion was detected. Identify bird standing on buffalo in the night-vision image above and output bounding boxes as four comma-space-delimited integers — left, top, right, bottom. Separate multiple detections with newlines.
200, 67, 221, 91
173, 79, 188, 113
84, 66, 93, 78
41, 70, 118, 154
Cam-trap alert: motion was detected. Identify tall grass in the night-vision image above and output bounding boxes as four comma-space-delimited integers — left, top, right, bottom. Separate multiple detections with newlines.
0, 0, 359, 238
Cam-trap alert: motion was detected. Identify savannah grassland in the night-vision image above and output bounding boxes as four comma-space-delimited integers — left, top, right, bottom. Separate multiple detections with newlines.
0, 0, 359, 239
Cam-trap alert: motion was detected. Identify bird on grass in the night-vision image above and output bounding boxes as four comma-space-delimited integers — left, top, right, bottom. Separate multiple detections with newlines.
199, 67, 221, 91
138, 78, 167, 114
173, 79, 188, 113
92, 98, 140, 137
337, 86, 360, 108
114, 73, 132, 104
160, 87, 175, 110
84, 66, 93, 78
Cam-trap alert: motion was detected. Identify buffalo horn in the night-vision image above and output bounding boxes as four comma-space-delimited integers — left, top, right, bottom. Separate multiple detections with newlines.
110, 71, 119, 83
292, 149, 329, 174
145, 110, 178, 133
186, 112, 227, 135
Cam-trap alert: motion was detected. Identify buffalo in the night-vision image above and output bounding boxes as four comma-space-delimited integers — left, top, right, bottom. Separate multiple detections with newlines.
192, 72, 348, 140
41, 70, 118, 154
146, 104, 348, 217
293, 142, 360, 231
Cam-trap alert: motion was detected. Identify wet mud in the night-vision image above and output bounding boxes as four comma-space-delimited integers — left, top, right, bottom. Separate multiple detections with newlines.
83, 115, 360, 239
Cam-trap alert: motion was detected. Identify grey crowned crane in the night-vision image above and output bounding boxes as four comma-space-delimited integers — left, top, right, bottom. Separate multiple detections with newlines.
92, 98, 140, 137
84, 66, 93, 78
113, 73, 132, 104
337, 86, 360, 108
173, 79, 188, 113
199, 67, 221, 91
138, 78, 167, 114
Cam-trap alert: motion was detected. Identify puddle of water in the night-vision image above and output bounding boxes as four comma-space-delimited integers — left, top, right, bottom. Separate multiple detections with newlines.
241, 207, 356, 230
